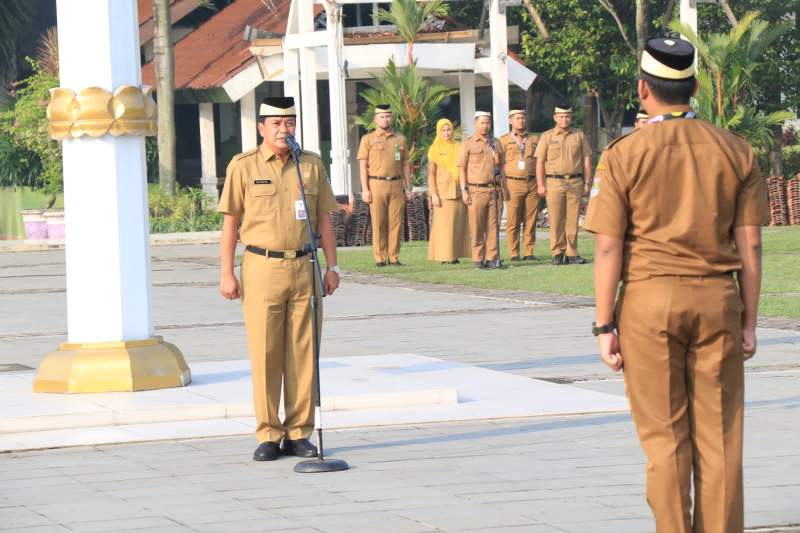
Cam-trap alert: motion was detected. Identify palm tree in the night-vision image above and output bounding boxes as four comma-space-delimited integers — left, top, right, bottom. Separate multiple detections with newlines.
375, 0, 448, 65
670, 12, 794, 151
356, 59, 456, 182
0, 0, 34, 90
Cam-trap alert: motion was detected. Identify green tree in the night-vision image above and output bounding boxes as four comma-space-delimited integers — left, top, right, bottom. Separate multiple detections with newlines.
375, 0, 449, 65
0, 0, 34, 90
0, 58, 62, 207
671, 12, 795, 152
356, 60, 455, 184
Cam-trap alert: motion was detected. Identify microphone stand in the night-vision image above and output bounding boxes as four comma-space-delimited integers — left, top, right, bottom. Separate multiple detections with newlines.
488, 137, 502, 269
286, 136, 349, 474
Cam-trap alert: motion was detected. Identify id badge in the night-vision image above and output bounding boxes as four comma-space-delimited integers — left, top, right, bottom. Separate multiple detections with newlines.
394, 145, 401, 161
294, 200, 307, 220
517, 160, 526, 171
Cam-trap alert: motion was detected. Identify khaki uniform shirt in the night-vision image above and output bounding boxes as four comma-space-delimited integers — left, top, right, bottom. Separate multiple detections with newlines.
357, 129, 408, 177
457, 135, 504, 185
534, 128, 591, 176
584, 118, 769, 281
500, 132, 537, 178
218, 144, 338, 250
427, 160, 460, 199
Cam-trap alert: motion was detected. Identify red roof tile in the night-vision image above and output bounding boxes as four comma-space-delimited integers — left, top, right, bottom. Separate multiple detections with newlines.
141, 0, 292, 91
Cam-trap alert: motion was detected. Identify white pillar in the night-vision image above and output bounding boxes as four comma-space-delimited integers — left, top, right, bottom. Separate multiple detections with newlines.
298, 1, 320, 153
346, 80, 360, 197
489, 0, 510, 137
199, 102, 218, 202
35, 0, 189, 392
459, 72, 476, 136
326, 2, 349, 197
680, 0, 698, 36
57, 0, 151, 342
240, 89, 257, 152
283, 48, 303, 143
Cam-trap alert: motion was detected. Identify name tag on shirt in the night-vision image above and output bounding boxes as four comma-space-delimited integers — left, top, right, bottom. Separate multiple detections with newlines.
294, 200, 308, 220
254, 179, 272, 185
518, 160, 526, 171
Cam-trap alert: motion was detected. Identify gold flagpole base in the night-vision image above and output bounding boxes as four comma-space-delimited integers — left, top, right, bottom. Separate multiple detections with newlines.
33, 336, 191, 393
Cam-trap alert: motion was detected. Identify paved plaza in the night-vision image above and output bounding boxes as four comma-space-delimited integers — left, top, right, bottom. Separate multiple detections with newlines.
1, 243, 799, 532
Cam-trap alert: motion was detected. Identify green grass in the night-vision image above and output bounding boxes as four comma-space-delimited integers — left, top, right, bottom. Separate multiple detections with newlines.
335, 227, 800, 319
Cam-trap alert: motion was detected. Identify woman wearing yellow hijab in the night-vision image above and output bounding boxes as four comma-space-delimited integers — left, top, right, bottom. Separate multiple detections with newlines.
427, 119, 470, 263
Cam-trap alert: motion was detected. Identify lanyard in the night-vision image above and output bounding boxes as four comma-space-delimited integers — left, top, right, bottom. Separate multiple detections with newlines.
647, 111, 697, 124
513, 133, 526, 159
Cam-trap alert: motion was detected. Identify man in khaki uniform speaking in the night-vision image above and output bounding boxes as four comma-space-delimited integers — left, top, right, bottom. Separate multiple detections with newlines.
586, 38, 768, 533
535, 103, 592, 265
357, 104, 412, 266
500, 109, 539, 261
218, 97, 341, 462
459, 111, 506, 269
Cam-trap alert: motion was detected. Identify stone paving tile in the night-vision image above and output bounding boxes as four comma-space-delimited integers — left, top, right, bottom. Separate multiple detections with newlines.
67, 516, 183, 532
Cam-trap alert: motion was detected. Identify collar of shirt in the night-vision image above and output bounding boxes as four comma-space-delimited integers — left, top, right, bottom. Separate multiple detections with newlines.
258, 143, 291, 164
553, 128, 573, 137
375, 128, 396, 138
471, 134, 490, 144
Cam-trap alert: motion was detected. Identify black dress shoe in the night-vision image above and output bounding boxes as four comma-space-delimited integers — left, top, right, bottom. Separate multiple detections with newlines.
375, 261, 387, 267
485, 259, 502, 269
510, 256, 522, 262
474, 261, 485, 269
552, 254, 565, 266
523, 255, 537, 261
253, 442, 280, 461
566, 255, 587, 265
389, 260, 403, 266
280, 438, 318, 458
450, 259, 461, 264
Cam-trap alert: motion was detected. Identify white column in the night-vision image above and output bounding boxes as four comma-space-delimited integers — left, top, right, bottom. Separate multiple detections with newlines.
283, 48, 303, 143
57, 0, 151, 342
489, 0, 510, 137
326, 2, 349, 197
459, 72, 476, 136
298, 1, 320, 153
199, 102, 218, 202
240, 89, 257, 152
346, 80, 360, 198
680, 0, 698, 36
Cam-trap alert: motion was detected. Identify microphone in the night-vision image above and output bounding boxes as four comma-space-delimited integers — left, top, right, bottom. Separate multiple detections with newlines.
285, 135, 302, 160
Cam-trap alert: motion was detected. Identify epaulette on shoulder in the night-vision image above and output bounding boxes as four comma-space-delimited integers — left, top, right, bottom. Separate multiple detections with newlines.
232, 148, 259, 161
300, 149, 323, 162
605, 128, 641, 151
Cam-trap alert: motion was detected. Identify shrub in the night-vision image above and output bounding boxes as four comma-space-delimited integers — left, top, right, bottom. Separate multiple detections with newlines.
148, 186, 222, 233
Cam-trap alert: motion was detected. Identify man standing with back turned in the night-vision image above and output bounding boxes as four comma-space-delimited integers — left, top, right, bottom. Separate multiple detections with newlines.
586, 38, 768, 533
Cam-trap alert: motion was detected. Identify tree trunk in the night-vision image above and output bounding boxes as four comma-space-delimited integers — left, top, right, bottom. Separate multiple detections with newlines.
635, 0, 648, 60
583, 93, 598, 158
768, 126, 784, 177
153, 0, 176, 196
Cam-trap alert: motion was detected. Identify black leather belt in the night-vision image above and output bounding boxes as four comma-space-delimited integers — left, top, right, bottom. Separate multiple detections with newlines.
246, 245, 307, 259
468, 182, 496, 188
506, 176, 534, 181
546, 174, 583, 180
369, 175, 402, 181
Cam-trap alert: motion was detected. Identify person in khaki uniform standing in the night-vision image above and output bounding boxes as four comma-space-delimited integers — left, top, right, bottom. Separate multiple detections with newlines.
218, 97, 341, 462
500, 109, 539, 261
535, 104, 592, 265
357, 104, 412, 267
458, 111, 506, 269
586, 38, 768, 533
427, 118, 470, 263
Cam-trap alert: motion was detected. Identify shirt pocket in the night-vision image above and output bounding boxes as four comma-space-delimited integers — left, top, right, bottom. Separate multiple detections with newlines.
247, 182, 278, 219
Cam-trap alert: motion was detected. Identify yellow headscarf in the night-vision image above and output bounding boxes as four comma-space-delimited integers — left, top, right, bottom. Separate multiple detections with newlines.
427, 119, 460, 184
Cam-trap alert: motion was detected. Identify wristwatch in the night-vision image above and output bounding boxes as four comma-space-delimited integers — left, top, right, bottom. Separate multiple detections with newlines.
327, 265, 341, 275
461, 186, 468, 192
592, 321, 616, 336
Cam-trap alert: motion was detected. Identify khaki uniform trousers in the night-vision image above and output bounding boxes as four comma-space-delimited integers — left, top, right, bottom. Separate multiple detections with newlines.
467, 186, 499, 262
617, 275, 744, 533
369, 178, 405, 263
241, 252, 322, 444
505, 177, 539, 257
546, 176, 583, 257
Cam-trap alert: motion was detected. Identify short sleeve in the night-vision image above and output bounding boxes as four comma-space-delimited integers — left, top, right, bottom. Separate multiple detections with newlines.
218, 158, 245, 216
584, 149, 629, 238
580, 134, 592, 158
357, 134, 369, 160
734, 156, 769, 227
534, 132, 548, 159
401, 135, 410, 162
316, 170, 339, 214
457, 142, 469, 168
494, 137, 505, 164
